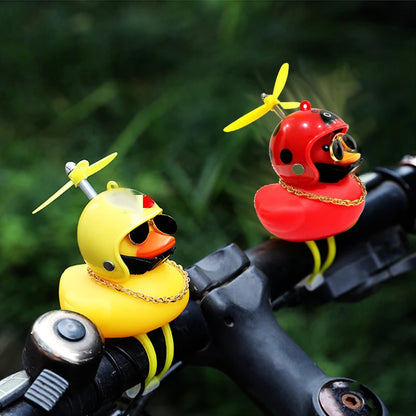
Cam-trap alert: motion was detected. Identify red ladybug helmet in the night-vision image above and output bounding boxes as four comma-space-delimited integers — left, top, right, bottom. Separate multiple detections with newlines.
270, 100, 349, 188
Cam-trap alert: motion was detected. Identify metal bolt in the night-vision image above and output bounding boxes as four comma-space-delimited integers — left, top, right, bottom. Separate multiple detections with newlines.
341, 393, 364, 410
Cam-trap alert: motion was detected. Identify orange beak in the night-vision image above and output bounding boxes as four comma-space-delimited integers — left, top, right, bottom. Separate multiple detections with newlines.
336, 149, 361, 166
135, 230, 176, 259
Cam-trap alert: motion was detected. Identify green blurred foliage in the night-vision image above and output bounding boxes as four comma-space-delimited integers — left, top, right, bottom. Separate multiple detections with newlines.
0, 1, 415, 415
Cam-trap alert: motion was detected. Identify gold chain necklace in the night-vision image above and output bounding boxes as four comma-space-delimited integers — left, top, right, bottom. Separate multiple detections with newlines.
87, 259, 190, 304
279, 174, 367, 207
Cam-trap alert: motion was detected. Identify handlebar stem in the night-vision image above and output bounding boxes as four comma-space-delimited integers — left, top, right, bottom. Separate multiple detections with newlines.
198, 264, 329, 414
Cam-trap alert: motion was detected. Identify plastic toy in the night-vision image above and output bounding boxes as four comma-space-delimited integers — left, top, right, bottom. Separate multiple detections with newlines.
224, 63, 366, 286
33, 152, 190, 389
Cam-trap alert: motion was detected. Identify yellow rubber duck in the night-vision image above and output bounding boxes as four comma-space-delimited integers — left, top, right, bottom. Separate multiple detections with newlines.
59, 184, 189, 338
33, 153, 190, 389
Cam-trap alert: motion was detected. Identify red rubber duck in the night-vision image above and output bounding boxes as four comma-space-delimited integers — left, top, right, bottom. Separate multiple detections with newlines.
254, 100, 365, 242
224, 64, 366, 285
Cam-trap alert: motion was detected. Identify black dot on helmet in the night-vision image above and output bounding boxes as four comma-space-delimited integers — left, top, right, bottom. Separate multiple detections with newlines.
292, 164, 305, 175
322, 144, 330, 152
320, 110, 338, 125
280, 149, 293, 164
103, 261, 115, 271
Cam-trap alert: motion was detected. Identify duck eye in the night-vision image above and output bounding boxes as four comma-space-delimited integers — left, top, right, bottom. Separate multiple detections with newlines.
330, 139, 344, 161
129, 222, 149, 244
153, 214, 177, 235
322, 144, 330, 152
342, 134, 357, 151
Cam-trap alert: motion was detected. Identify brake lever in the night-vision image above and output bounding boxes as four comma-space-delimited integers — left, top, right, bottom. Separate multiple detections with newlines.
0, 371, 30, 410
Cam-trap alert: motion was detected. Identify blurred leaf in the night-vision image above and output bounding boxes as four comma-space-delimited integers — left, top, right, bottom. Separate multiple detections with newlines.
0, 2, 415, 415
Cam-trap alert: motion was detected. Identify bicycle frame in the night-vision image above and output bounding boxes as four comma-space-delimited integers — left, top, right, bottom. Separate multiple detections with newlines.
1, 156, 416, 415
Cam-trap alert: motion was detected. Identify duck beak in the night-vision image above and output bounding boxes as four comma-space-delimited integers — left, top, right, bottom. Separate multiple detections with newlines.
135, 230, 176, 259
336, 150, 361, 167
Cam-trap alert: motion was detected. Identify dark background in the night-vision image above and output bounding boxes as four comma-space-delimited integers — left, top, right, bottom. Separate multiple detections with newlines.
0, 2, 415, 415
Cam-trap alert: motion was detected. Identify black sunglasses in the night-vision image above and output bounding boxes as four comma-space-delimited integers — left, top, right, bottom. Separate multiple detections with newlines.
330, 133, 358, 162
129, 214, 177, 245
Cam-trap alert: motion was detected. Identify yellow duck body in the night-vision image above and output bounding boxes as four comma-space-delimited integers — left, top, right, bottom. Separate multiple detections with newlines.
59, 260, 189, 338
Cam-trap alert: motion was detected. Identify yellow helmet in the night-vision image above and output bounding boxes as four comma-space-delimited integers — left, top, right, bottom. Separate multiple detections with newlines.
77, 182, 165, 283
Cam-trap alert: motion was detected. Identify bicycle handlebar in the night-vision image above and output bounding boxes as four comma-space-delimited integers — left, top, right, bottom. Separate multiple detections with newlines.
2, 156, 416, 416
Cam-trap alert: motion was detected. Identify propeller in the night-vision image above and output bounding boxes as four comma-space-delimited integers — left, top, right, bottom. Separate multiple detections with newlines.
32, 152, 118, 214
223, 63, 299, 133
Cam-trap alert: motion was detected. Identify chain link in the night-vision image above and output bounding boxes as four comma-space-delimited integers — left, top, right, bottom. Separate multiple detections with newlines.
87, 259, 190, 304
279, 174, 367, 206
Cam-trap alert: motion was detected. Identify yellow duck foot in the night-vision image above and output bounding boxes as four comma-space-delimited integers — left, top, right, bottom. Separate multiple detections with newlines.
134, 323, 174, 396
299, 236, 337, 291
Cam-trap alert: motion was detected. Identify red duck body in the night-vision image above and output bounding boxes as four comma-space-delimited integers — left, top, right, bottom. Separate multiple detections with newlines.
254, 173, 365, 242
